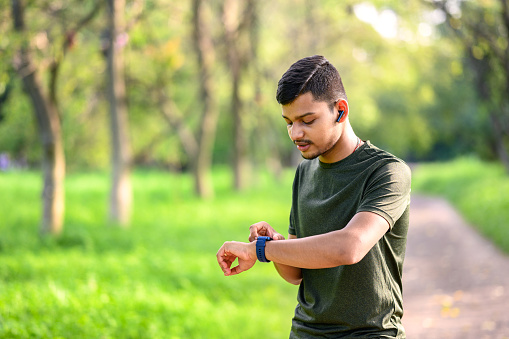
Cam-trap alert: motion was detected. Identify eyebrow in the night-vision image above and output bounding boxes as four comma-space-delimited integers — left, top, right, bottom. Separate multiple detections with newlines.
281, 112, 316, 120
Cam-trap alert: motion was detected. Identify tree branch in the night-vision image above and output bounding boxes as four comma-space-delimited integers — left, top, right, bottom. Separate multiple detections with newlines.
125, 0, 145, 32
157, 89, 199, 159
49, 1, 103, 107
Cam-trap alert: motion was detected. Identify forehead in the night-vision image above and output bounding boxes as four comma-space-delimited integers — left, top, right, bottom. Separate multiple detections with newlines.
281, 92, 331, 119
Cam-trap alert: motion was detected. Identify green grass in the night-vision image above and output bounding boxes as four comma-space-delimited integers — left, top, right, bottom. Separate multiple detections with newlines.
412, 157, 509, 254
0, 168, 298, 338
4, 158, 506, 338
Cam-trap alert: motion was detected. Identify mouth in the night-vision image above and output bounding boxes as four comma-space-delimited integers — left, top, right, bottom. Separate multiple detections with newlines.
294, 140, 312, 152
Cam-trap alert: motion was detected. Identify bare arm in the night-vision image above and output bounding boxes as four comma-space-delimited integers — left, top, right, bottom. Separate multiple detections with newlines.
265, 212, 389, 268
217, 212, 389, 276
247, 222, 302, 285
273, 234, 302, 285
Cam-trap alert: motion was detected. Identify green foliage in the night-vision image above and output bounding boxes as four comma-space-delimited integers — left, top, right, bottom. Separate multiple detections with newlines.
0, 169, 298, 338
0, 0, 506, 169
412, 157, 509, 254
0, 85, 41, 165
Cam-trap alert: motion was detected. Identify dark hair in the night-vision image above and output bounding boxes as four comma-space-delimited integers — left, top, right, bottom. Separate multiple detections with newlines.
276, 55, 347, 109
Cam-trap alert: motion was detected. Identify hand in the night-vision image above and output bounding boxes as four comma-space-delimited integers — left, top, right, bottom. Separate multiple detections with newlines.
216, 241, 256, 276
249, 221, 285, 242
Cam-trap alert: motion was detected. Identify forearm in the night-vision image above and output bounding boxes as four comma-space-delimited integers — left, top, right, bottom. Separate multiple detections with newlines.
217, 213, 388, 276
265, 212, 390, 269
265, 231, 355, 269
273, 262, 302, 285
270, 234, 302, 285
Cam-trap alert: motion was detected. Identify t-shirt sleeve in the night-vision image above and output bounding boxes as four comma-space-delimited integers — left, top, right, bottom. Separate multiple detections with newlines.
357, 160, 411, 228
288, 165, 300, 236
289, 209, 296, 236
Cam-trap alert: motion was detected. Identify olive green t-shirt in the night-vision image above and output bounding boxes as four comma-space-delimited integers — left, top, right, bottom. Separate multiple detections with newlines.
289, 141, 411, 339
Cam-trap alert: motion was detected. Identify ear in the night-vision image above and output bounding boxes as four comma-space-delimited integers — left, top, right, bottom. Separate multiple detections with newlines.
335, 99, 349, 123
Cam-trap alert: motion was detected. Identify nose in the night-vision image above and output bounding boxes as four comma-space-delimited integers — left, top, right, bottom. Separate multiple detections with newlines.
288, 123, 304, 141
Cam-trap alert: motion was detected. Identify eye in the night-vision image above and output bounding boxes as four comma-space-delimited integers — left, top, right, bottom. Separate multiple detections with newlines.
303, 119, 315, 125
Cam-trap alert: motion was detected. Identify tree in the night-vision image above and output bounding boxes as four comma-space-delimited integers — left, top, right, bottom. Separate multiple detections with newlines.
105, 0, 132, 225
109, 0, 221, 198
11, 0, 64, 235
4, 0, 503, 180
431, 0, 509, 171
189, 0, 221, 198
10, 0, 100, 235
221, 0, 258, 190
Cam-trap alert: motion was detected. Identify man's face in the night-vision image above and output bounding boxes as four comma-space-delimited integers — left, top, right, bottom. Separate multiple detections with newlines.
281, 92, 341, 162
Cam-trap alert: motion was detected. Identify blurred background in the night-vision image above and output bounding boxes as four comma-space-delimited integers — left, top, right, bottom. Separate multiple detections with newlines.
0, 0, 508, 337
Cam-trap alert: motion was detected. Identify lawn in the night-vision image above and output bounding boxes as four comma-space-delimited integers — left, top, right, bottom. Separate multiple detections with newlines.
2, 157, 507, 338
0, 168, 298, 338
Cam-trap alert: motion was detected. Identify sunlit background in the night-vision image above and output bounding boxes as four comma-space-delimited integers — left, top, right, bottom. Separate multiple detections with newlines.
2, 0, 507, 174
0, 0, 508, 337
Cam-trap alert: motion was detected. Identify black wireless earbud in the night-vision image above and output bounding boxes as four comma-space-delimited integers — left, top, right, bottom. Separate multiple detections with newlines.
337, 110, 344, 122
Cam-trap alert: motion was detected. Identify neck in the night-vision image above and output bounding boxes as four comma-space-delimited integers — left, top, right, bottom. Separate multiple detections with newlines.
319, 123, 362, 163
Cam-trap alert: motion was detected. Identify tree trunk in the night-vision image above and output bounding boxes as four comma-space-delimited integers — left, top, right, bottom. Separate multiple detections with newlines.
12, 0, 65, 235
490, 112, 509, 172
222, 0, 253, 191
497, 0, 509, 172
192, 0, 220, 199
498, 0, 509, 173
106, 0, 132, 225
231, 69, 249, 190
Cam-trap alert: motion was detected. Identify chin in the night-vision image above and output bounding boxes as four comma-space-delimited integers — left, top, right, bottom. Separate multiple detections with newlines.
301, 152, 320, 160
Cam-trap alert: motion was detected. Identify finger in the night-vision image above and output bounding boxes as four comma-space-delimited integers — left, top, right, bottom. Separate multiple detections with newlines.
248, 224, 260, 242
273, 233, 285, 241
217, 245, 233, 273
216, 245, 227, 264
218, 256, 234, 276
228, 265, 241, 276
218, 253, 230, 268
217, 252, 228, 271
222, 264, 232, 276
221, 254, 239, 276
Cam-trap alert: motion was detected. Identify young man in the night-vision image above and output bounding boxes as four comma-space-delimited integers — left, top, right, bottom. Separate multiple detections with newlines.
216, 55, 411, 338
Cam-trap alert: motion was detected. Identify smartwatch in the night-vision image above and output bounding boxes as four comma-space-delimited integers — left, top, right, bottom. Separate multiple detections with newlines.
256, 236, 272, 262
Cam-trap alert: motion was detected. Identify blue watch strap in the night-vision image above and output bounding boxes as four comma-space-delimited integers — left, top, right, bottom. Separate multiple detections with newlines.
256, 236, 272, 262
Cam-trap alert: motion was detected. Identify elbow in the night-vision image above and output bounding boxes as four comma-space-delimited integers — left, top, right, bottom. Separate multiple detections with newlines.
334, 239, 366, 266
275, 264, 302, 285
329, 252, 358, 266
341, 251, 364, 266
287, 277, 302, 285
284, 270, 303, 285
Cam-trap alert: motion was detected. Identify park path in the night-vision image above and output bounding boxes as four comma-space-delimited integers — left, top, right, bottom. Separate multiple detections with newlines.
402, 195, 509, 339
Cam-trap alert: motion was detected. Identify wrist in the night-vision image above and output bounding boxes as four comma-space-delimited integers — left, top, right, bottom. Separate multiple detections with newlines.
248, 241, 257, 261
256, 236, 272, 262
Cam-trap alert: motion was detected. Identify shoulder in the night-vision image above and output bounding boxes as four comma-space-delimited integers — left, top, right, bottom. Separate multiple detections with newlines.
362, 142, 409, 169
361, 142, 411, 186
361, 142, 404, 162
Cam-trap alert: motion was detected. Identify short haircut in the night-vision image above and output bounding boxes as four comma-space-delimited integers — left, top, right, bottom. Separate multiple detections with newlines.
276, 55, 347, 110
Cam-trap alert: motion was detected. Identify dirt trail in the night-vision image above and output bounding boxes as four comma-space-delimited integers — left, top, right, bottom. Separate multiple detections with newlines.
403, 195, 509, 339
